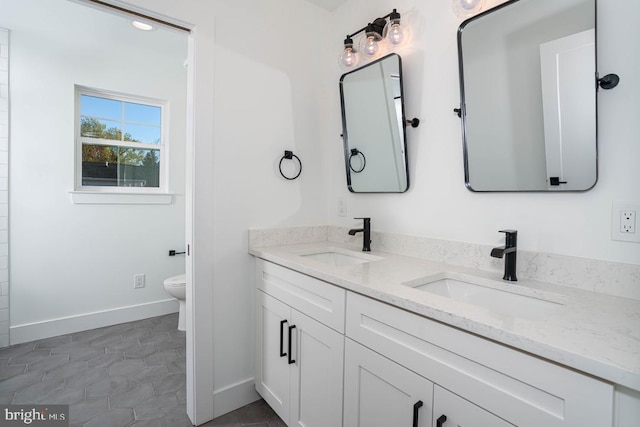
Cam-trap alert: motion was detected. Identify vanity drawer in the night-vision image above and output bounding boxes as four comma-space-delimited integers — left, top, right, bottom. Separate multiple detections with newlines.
346, 292, 613, 427
255, 259, 346, 333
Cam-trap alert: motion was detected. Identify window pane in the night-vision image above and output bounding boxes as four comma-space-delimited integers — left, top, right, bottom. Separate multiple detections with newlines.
80, 116, 122, 140
82, 144, 160, 188
125, 102, 161, 125
81, 95, 121, 120
124, 123, 161, 144
82, 144, 119, 186
118, 148, 160, 187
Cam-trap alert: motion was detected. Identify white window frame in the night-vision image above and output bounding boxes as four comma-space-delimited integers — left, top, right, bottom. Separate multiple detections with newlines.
74, 86, 169, 194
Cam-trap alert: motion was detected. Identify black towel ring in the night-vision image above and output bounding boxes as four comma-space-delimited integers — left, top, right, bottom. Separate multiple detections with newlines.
349, 148, 366, 173
279, 150, 302, 180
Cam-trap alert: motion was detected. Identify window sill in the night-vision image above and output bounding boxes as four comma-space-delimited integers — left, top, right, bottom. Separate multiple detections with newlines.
70, 191, 173, 205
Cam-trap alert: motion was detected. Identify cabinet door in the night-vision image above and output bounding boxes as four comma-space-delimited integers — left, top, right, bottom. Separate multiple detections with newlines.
344, 338, 433, 427
290, 309, 344, 427
255, 291, 291, 424
433, 385, 514, 427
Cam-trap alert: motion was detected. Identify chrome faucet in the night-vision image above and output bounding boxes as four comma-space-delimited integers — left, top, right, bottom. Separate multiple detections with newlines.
490, 229, 517, 281
348, 217, 371, 252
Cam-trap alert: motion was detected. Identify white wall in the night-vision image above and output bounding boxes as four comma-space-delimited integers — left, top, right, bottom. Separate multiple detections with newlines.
328, 0, 640, 266
116, 0, 334, 420
209, 1, 334, 413
0, 0, 188, 342
211, 2, 332, 392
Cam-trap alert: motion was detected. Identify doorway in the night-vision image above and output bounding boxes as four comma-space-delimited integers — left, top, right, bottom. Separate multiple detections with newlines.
0, 0, 192, 416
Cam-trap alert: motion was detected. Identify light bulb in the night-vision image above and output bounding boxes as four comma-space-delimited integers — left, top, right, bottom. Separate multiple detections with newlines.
384, 10, 409, 48
339, 36, 359, 68
360, 21, 383, 58
363, 35, 379, 56
387, 22, 404, 45
341, 46, 358, 67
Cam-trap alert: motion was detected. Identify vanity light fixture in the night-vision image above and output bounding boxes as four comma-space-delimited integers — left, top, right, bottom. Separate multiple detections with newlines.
339, 9, 410, 69
452, 0, 486, 18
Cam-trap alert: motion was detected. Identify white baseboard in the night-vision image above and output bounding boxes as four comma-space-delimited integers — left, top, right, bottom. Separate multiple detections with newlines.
10, 299, 179, 344
212, 377, 261, 419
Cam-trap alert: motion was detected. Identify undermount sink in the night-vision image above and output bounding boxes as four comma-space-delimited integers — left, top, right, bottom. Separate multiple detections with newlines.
297, 248, 382, 267
404, 273, 564, 319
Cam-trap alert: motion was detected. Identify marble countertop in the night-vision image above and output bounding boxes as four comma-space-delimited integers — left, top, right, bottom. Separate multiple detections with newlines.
250, 241, 640, 392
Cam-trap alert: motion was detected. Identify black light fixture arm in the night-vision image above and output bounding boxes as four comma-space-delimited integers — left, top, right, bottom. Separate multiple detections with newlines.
343, 9, 400, 42
344, 26, 368, 41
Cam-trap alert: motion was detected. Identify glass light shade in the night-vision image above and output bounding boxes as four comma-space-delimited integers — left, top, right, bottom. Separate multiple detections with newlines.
453, 0, 485, 18
387, 23, 404, 45
360, 33, 381, 57
363, 36, 379, 56
384, 18, 410, 46
340, 45, 359, 67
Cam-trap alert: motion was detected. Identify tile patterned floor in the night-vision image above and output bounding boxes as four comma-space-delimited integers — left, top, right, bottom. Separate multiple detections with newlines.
202, 399, 284, 427
0, 313, 280, 426
0, 314, 188, 426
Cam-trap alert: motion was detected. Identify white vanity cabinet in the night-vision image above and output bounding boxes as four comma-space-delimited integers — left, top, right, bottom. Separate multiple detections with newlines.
343, 338, 434, 427
253, 258, 623, 427
254, 260, 345, 427
346, 292, 614, 427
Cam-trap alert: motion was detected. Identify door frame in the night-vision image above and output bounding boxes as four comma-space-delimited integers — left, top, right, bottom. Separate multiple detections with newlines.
75, 1, 215, 424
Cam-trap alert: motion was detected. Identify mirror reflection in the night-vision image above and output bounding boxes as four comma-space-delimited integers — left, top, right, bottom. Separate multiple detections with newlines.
340, 53, 409, 193
458, 0, 597, 191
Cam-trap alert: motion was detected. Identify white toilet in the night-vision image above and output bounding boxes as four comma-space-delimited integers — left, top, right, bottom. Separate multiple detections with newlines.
164, 273, 186, 331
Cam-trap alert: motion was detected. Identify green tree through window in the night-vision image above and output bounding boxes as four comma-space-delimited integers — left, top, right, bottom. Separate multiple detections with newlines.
80, 117, 149, 166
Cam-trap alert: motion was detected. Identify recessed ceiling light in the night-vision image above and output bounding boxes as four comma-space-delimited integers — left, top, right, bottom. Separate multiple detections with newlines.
132, 20, 154, 31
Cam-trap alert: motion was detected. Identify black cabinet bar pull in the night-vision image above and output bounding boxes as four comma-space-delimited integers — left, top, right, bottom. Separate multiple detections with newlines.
436, 414, 447, 427
412, 400, 423, 427
287, 325, 296, 364
279, 320, 287, 358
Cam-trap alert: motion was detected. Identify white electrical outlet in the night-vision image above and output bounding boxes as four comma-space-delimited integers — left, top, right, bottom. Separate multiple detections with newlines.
337, 197, 347, 217
621, 210, 636, 233
612, 202, 640, 243
134, 274, 145, 289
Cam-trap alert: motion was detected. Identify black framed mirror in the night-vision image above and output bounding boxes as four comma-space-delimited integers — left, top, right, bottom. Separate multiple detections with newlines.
340, 53, 409, 193
457, 0, 598, 191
